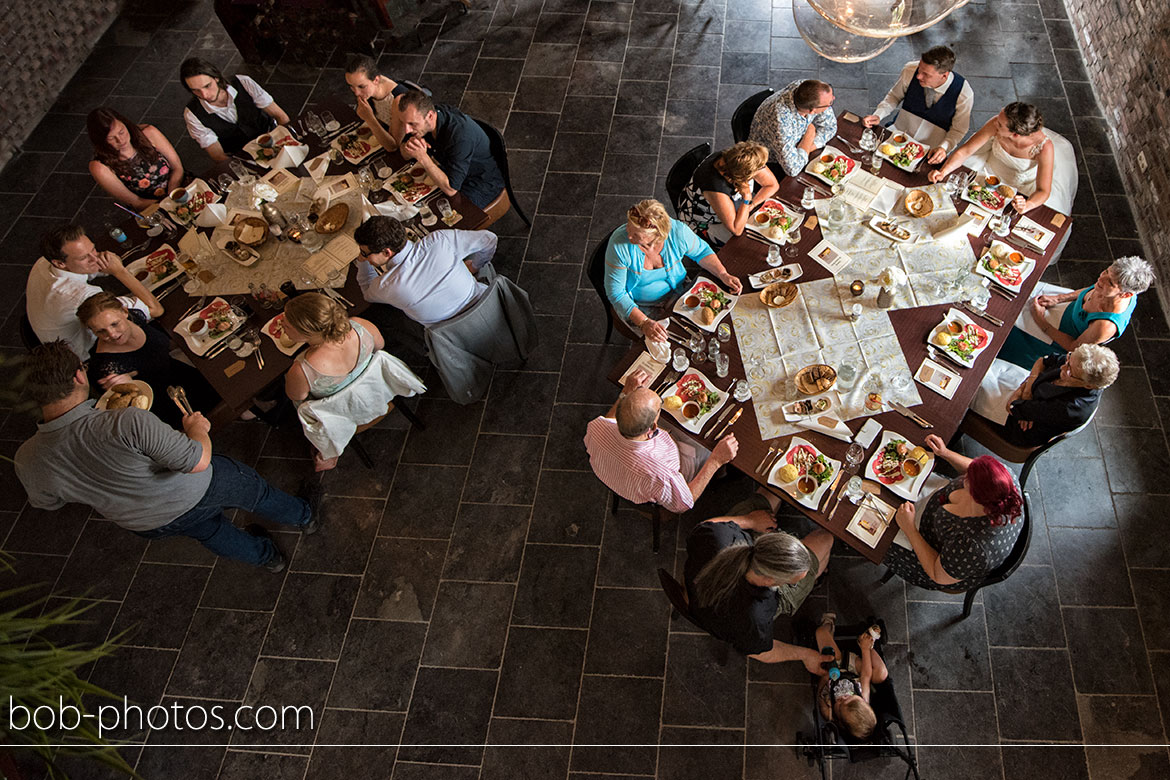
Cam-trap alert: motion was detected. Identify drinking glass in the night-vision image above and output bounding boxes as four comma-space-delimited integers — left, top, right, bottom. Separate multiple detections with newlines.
435, 198, 453, 219
837, 361, 857, 387
990, 212, 1010, 237
870, 154, 883, 175
887, 372, 911, 400
970, 283, 992, 312
844, 443, 865, 470
766, 243, 782, 267
672, 348, 689, 372
143, 211, 164, 236
732, 379, 751, 402
800, 186, 816, 210
304, 111, 324, 137
859, 128, 877, 164
943, 173, 960, 198
715, 352, 730, 378
849, 302, 863, 322
784, 226, 802, 257
844, 475, 865, 504
357, 166, 374, 193
320, 111, 338, 131
716, 322, 731, 343
707, 339, 720, 361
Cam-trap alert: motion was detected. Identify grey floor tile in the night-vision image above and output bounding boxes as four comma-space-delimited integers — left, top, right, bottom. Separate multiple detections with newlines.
1063, 606, 1153, 694
905, 601, 992, 691
330, 618, 426, 711
659, 726, 744, 780
355, 537, 446, 621
305, 709, 404, 779
984, 564, 1065, 647
398, 667, 498, 765
663, 633, 748, 727
992, 648, 1081, 741
1049, 526, 1133, 606
511, 542, 598, 628
232, 657, 333, 750
482, 718, 573, 780
422, 581, 514, 668
167, 608, 269, 699
380, 464, 467, 539
584, 586, 669, 676
112, 562, 208, 649
495, 626, 587, 719
914, 689, 998, 744
263, 572, 361, 660
745, 682, 819, 779
571, 675, 662, 774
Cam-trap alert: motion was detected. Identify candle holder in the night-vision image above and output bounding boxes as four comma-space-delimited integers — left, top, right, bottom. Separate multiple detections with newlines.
849, 279, 865, 296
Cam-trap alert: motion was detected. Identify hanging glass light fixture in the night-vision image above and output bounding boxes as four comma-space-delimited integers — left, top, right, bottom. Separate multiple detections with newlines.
806, 0, 972, 39
793, 1, 897, 63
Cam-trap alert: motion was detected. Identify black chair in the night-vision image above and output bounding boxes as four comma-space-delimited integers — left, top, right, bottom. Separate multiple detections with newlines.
472, 117, 531, 228
880, 492, 1033, 620
731, 88, 774, 143
796, 619, 920, 780
611, 490, 671, 552
19, 312, 40, 351
664, 142, 711, 218
585, 228, 639, 344
349, 400, 426, 469
958, 407, 1097, 490
657, 567, 730, 665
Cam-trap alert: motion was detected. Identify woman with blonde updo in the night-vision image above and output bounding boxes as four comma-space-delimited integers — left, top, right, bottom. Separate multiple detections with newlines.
678, 141, 779, 246
282, 293, 387, 470
604, 199, 742, 343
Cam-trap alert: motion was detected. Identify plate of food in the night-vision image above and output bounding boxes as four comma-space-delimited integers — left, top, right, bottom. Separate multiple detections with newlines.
262, 312, 304, 356
386, 164, 437, 204
865, 430, 935, 500
759, 281, 798, 309
672, 277, 737, 332
868, 215, 914, 242
243, 126, 305, 167
928, 307, 992, 368
804, 147, 858, 186
794, 363, 837, 395
177, 298, 245, 356
746, 199, 799, 243
961, 175, 1016, 214
748, 263, 802, 289
162, 179, 220, 224
974, 240, 1035, 293
127, 245, 182, 291
768, 437, 841, 510
1012, 215, 1055, 250
875, 135, 927, 172
660, 369, 728, 434
331, 126, 378, 163
782, 393, 835, 422
96, 380, 153, 411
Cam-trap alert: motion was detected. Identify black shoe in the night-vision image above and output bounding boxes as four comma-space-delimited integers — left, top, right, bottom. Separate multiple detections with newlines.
246, 524, 287, 572
297, 477, 325, 535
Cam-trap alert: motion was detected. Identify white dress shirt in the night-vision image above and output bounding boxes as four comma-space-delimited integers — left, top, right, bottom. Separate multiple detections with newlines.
183, 75, 275, 149
25, 258, 148, 357
357, 229, 497, 326
872, 61, 975, 153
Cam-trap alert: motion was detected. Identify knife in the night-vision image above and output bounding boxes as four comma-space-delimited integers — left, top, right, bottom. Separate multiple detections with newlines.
203, 324, 249, 360
960, 301, 1004, 327
819, 468, 845, 514
713, 407, 742, 439
891, 401, 933, 428
155, 280, 184, 301
704, 402, 736, 434
671, 315, 701, 340
988, 284, 1017, 301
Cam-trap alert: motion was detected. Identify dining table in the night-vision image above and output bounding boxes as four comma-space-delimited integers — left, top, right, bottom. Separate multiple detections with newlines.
608, 113, 1073, 562
91, 96, 488, 429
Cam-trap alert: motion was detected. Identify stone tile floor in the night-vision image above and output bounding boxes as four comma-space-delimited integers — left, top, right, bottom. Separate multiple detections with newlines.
2, 0, 1169, 778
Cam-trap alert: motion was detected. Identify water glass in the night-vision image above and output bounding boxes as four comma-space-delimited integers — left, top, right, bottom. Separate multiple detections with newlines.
859, 128, 877, 151
990, 211, 1011, 237
870, 154, 883, 175
943, 173, 960, 198
305, 112, 325, 137
784, 226, 802, 257
716, 322, 731, 343
357, 166, 374, 193
435, 198, 453, 219
672, 348, 689, 372
766, 243, 782, 267
844, 475, 864, 504
837, 362, 857, 387
715, 352, 730, 378
849, 302, 863, 322
801, 186, 816, 210
970, 283, 992, 311
732, 379, 751, 402
320, 111, 338, 130
707, 339, 720, 361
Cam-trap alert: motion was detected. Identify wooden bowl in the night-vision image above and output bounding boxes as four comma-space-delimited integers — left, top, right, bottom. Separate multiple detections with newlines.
315, 203, 349, 234
905, 189, 934, 217
795, 364, 837, 395
233, 217, 270, 246
759, 281, 798, 309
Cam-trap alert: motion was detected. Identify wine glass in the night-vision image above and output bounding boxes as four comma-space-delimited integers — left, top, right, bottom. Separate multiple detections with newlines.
320, 111, 339, 132
784, 225, 803, 257
844, 442, 864, 471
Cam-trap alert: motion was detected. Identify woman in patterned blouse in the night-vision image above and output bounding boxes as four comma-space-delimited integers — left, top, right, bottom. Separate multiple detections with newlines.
87, 107, 185, 209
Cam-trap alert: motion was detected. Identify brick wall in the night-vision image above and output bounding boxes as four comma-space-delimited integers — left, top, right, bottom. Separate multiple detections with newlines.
1063, 0, 1169, 299
0, 0, 122, 170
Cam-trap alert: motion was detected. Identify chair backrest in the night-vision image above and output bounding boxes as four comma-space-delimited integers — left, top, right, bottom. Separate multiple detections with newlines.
587, 228, 618, 303
731, 88, 774, 143
19, 311, 40, 351
665, 142, 712, 217
473, 117, 514, 193
978, 491, 1033, 588
656, 568, 709, 633
1019, 404, 1098, 488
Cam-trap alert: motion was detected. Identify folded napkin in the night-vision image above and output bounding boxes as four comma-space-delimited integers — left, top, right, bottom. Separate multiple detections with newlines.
932, 214, 976, 244
195, 202, 228, 228
360, 194, 419, 222
794, 413, 853, 442
305, 154, 330, 183
273, 142, 309, 169
645, 319, 671, 361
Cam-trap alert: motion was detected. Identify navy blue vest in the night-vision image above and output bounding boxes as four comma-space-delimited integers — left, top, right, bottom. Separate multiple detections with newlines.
902, 69, 965, 131
186, 77, 276, 154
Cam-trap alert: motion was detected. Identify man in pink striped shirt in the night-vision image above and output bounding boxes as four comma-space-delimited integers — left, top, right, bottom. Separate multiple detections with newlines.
584, 370, 738, 514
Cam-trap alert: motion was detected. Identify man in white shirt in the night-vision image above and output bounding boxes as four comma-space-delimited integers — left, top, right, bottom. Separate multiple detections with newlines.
353, 214, 496, 326
25, 224, 161, 357
863, 46, 975, 164
180, 58, 289, 161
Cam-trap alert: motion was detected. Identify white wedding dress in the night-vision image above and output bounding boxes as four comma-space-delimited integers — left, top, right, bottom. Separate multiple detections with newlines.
964, 129, 1077, 215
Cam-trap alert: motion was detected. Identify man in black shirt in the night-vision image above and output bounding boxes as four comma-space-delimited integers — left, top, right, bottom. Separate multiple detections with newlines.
684, 493, 834, 672
397, 90, 506, 214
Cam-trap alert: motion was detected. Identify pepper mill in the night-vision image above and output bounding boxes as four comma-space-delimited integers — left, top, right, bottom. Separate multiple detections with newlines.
876, 285, 894, 308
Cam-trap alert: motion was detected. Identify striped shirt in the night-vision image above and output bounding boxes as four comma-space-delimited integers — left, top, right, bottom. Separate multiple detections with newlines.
583, 416, 694, 514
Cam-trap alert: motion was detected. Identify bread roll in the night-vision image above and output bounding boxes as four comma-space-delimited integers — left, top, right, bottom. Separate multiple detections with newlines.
132, 394, 150, 410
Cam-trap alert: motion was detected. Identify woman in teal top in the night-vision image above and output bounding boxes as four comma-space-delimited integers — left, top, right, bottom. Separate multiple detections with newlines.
604, 199, 742, 343
999, 256, 1153, 368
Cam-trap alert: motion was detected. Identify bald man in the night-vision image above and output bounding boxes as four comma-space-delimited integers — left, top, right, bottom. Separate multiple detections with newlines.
584, 370, 738, 514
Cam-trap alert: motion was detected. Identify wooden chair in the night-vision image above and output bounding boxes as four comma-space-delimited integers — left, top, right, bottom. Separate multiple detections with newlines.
880, 491, 1033, 620
472, 117, 531, 229
664, 142, 711, 218
349, 400, 425, 468
610, 490, 673, 552
957, 407, 1097, 490
585, 228, 639, 344
731, 88, 774, 143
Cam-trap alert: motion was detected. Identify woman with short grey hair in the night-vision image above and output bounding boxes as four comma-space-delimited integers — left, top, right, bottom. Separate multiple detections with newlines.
1073, 343, 1120, 389
998, 255, 1155, 368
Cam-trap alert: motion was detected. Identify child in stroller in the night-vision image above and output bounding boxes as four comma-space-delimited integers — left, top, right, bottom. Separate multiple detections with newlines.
816, 613, 888, 739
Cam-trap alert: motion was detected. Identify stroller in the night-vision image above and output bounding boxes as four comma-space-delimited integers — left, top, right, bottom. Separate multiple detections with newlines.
795, 618, 921, 780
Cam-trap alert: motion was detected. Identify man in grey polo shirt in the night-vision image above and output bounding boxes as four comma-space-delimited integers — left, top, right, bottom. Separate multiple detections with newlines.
14, 341, 320, 572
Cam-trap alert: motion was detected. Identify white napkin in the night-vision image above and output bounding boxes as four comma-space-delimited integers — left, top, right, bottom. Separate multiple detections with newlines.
305, 154, 330, 183
645, 319, 671, 361
360, 194, 419, 222
932, 214, 975, 244
794, 413, 853, 442
195, 202, 228, 228
893, 472, 950, 549
273, 143, 309, 169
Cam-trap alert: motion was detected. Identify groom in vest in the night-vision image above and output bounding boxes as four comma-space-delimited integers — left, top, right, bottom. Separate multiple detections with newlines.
181, 58, 290, 162
863, 46, 974, 165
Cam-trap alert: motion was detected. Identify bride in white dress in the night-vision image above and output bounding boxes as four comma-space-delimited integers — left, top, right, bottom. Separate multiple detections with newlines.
930, 102, 1077, 215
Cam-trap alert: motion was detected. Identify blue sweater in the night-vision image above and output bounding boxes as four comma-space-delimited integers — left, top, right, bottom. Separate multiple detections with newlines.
603, 219, 715, 321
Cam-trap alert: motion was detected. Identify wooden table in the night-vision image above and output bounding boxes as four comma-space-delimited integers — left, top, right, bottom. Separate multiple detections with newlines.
95, 98, 488, 428
610, 116, 1072, 562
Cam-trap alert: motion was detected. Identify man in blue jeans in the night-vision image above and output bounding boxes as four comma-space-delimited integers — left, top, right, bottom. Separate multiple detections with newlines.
14, 341, 319, 572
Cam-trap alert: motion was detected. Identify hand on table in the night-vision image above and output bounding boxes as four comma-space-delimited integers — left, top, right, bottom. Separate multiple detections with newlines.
894, 502, 916, 531
862, 115, 880, 127
712, 433, 739, 465
719, 272, 743, 295
927, 147, 947, 165
97, 373, 135, 390
927, 168, 947, 184
623, 369, 650, 393
182, 411, 211, 437
638, 317, 668, 343
924, 433, 948, 456
1012, 194, 1033, 214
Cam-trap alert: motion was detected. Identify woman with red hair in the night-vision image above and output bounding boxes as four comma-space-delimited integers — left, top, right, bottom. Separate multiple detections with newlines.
882, 434, 1023, 590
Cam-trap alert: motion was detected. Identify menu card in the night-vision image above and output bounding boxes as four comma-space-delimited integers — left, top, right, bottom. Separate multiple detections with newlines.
619, 351, 667, 387
842, 170, 903, 215
302, 234, 360, 281
808, 239, 852, 275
